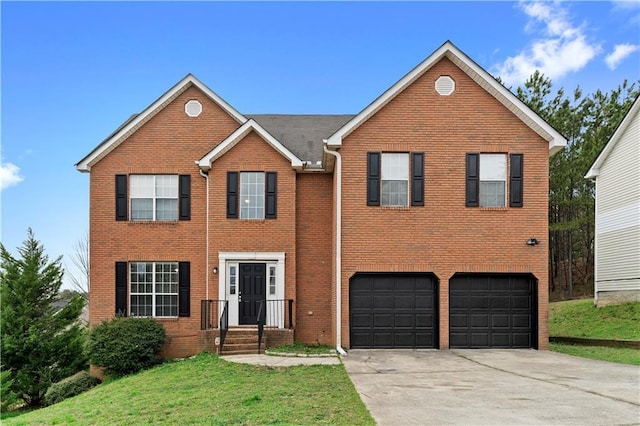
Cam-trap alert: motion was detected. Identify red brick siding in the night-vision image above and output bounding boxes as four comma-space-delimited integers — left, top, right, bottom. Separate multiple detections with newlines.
206, 131, 298, 310
89, 85, 240, 358
295, 173, 333, 345
339, 58, 549, 349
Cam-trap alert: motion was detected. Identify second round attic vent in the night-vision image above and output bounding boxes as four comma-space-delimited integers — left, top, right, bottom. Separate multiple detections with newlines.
435, 76, 455, 96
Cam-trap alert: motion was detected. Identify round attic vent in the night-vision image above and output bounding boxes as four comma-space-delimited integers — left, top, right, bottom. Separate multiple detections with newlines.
435, 76, 455, 96
185, 100, 203, 117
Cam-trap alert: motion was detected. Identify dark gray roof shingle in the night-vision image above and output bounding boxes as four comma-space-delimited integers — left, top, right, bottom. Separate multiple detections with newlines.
247, 114, 354, 164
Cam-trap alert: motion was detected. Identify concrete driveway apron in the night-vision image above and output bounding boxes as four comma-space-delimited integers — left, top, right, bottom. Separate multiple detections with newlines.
341, 349, 640, 425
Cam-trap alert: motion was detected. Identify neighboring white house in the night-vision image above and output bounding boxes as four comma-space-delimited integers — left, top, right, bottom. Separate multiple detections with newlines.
585, 96, 640, 306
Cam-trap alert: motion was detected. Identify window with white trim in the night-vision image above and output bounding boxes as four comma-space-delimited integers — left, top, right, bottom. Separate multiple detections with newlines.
269, 265, 276, 295
479, 154, 507, 207
240, 172, 265, 219
381, 153, 409, 206
229, 265, 237, 295
130, 262, 178, 317
130, 175, 178, 221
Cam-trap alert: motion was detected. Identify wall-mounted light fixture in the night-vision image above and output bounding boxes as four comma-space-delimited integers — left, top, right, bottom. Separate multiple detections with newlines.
213, 266, 218, 274
526, 238, 540, 246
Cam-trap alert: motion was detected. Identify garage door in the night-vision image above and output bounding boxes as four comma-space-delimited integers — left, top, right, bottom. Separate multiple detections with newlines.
350, 273, 438, 349
449, 274, 537, 349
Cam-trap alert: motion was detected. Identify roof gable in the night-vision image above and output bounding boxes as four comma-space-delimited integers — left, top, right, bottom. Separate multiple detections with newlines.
585, 96, 640, 179
76, 74, 246, 172
197, 119, 304, 170
325, 41, 567, 157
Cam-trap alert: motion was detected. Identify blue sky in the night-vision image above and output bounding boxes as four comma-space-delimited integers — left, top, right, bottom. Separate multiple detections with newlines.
2, 1, 639, 287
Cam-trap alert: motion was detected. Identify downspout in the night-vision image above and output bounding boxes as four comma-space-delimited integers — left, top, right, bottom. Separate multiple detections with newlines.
199, 168, 210, 300
323, 142, 347, 356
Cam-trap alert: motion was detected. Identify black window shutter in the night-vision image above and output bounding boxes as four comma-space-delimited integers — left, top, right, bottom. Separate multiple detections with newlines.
466, 153, 480, 207
510, 154, 523, 208
178, 262, 190, 317
411, 152, 424, 206
227, 172, 238, 218
265, 172, 277, 219
179, 175, 191, 220
115, 262, 128, 316
115, 175, 128, 221
367, 152, 381, 206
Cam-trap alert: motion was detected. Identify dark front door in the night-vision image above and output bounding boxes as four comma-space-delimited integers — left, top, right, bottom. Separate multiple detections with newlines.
239, 263, 266, 325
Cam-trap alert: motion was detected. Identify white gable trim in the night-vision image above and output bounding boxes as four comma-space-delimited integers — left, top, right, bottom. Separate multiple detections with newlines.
585, 96, 640, 179
326, 41, 567, 157
197, 119, 304, 170
76, 74, 246, 172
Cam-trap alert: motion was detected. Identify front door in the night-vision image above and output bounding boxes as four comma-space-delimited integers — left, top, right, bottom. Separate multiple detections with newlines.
239, 263, 266, 325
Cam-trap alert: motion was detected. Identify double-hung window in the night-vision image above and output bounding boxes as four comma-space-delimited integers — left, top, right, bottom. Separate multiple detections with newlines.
466, 153, 523, 208
479, 154, 506, 207
227, 171, 277, 219
381, 153, 409, 206
130, 175, 178, 221
367, 152, 424, 207
129, 262, 178, 317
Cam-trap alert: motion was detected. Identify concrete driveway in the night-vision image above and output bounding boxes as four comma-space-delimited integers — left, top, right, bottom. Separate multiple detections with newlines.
342, 349, 640, 425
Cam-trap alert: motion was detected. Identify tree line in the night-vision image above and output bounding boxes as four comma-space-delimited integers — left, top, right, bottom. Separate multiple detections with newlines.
515, 72, 639, 297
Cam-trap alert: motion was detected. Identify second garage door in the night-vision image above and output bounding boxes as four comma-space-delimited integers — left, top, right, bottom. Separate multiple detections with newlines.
350, 273, 438, 349
449, 274, 537, 349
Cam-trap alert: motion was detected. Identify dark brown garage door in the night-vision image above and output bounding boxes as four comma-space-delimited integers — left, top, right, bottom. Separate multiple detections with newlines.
350, 273, 438, 349
449, 274, 537, 349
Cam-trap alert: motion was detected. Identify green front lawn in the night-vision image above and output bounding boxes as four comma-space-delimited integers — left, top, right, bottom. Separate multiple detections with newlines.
4, 354, 373, 425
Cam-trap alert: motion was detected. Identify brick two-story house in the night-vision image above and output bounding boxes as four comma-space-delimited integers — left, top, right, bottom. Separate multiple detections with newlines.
77, 41, 566, 358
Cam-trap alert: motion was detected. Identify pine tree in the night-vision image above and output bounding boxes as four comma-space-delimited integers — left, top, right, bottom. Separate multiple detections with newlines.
1, 229, 87, 407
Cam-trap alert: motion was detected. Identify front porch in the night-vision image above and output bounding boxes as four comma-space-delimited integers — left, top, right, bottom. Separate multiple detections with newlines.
199, 299, 295, 355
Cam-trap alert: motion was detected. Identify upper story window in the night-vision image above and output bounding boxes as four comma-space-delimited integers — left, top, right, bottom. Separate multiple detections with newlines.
227, 171, 277, 219
466, 153, 523, 208
381, 153, 409, 206
130, 175, 178, 220
367, 152, 424, 207
240, 172, 265, 219
115, 174, 191, 221
479, 154, 506, 207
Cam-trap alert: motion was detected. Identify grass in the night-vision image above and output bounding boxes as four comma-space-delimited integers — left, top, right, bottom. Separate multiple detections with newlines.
267, 342, 336, 355
549, 299, 640, 365
3, 354, 374, 425
549, 299, 640, 340
550, 343, 640, 365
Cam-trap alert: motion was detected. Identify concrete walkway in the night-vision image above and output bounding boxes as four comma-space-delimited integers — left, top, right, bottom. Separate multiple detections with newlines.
222, 354, 340, 367
342, 349, 640, 425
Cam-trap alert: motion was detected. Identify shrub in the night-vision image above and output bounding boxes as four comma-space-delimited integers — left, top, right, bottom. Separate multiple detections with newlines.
87, 317, 166, 377
43, 371, 100, 406
1, 369, 18, 412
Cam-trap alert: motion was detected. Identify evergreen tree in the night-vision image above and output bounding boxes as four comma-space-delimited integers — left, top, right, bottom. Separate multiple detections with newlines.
0, 229, 87, 407
516, 73, 639, 296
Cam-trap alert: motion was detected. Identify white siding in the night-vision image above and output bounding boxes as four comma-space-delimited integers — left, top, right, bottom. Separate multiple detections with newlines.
594, 106, 640, 293
597, 107, 640, 214
597, 226, 640, 289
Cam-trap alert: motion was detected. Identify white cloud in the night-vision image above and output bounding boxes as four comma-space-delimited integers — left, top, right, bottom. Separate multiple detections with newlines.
0, 163, 24, 190
605, 43, 640, 70
493, 1, 602, 86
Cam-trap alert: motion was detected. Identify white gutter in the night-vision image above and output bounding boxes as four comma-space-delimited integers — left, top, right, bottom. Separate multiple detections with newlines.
199, 167, 210, 300
323, 142, 347, 356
